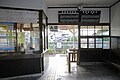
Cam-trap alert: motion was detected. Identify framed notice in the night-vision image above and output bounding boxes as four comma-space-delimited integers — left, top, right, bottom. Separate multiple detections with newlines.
57, 42, 61, 48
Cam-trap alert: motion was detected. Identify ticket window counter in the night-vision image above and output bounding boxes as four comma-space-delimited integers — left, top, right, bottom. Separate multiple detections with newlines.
16, 23, 40, 54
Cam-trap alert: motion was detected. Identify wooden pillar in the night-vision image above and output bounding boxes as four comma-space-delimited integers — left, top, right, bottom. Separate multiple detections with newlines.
39, 11, 43, 53
20, 24, 23, 32
39, 10, 44, 72
30, 23, 33, 48
44, 26, 45, 50
46, 18, 48, 49
68, 53, 71, 73
77, 25, 80, 65
14, 23, 18, 51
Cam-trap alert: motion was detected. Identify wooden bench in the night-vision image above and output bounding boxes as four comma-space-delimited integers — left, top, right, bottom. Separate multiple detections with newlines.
66, 49, 78, 73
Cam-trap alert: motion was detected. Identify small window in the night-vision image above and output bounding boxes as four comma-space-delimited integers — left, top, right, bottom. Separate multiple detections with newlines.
96, 44, 102, 48
103, 37, 110, 49
95, 26, 102, 36
89, 38, 94, 43
103, 26, 109, 36
81, 38, 87, 48
89, 44, 94, 48
80, 26, 87, 36
81, 38, 87, 43
96, 38, 102, 43
81, 44, 87, 48
88, 26, 94, 36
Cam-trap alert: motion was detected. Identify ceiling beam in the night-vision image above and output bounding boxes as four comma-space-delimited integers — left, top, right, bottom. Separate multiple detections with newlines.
48, 6, 109, 9
48, 7, 78, 9
0, 6, 39, 11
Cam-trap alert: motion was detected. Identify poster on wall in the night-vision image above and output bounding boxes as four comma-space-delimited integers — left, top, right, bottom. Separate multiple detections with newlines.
0, 22, 15, 51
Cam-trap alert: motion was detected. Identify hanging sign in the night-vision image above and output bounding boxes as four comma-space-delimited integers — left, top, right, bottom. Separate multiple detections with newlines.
50, 26, 58, 32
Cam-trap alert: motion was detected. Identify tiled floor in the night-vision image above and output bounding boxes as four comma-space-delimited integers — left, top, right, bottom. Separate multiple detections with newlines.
2, 54, 120, 80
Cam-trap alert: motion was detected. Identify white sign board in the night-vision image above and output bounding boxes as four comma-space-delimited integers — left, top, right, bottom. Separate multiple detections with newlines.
57, 42, 61, 48
0, 9, 38, 23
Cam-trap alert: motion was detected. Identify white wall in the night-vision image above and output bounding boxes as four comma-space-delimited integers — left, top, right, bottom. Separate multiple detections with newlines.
41, 0, 48, 15
83, 8, 109, 23
48, 8, 109, 23
0, 0, 48, 15
111, 2, 120, 36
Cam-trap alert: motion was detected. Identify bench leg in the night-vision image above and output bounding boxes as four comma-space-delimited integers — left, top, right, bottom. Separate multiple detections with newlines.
68, 61, 71, 73
68, 54, 71, 73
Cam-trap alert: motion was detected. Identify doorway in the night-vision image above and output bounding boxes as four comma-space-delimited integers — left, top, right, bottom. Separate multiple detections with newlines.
48, 25, 78, 54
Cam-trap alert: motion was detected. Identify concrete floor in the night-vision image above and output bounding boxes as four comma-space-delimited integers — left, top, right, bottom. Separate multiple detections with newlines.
2, 54, 120, 80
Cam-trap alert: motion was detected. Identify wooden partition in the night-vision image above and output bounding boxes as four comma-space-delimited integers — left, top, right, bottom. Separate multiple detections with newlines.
79, 49, 110, 62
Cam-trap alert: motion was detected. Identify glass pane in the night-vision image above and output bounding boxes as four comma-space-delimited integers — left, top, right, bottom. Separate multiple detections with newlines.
32, 24, 40, 51
96, 44, 102, 48
103, 44, 109, 49
81, 38, 87, 43
81, 26, 87, 29
103, 37, 110, 44
89, 44, 94, 48
95, 26, 102, 36
96, 38, 102, 43
89, 38, 94, 43
23, 24, 40, 51
103, 26, 109, 30
88, 26, 94, 36
82, 30, 87, 36
80, 26, 87, 36
103, 26, 109, 36
81, 44, 87, 48
103, 37, 110, 49
24, 24, 30, 28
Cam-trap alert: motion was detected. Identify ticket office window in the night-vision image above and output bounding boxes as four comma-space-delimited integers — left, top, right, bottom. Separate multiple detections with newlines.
17, 23, 40, 51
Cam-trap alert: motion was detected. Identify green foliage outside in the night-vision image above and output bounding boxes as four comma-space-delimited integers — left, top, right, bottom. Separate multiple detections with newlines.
48, 36, 78, 54
67, 36, 78, 41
